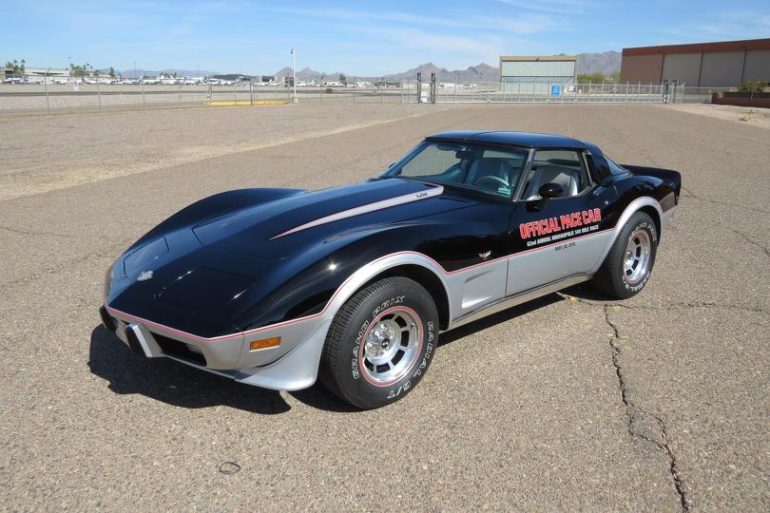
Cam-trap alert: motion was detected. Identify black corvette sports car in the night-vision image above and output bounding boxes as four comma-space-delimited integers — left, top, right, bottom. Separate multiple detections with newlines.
100, 131, 680, 408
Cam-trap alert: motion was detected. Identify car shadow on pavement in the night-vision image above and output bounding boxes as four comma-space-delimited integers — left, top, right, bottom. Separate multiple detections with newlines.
560, 283, 617, 301
438, 293, 564, 347
88, 291, 588, 415
88, 326, 292, 415
289, 385, 362, 413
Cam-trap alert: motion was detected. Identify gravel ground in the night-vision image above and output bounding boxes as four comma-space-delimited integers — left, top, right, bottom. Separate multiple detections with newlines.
0, 103, 767, 512
0, 103, 451, 201
669, 103, 770, 130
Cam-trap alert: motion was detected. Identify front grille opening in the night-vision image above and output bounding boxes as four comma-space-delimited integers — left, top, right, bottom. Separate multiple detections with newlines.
152, 333, 207, 366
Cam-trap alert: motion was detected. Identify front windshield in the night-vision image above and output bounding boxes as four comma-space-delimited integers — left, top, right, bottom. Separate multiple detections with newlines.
383, 141, 529, 199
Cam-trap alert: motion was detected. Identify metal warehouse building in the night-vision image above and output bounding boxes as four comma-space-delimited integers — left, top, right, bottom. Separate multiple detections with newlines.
620, 38, 770, 87
500, 55, 576, 94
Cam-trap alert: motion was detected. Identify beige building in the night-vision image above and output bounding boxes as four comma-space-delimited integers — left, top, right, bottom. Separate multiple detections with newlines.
499, 55, 577, 94
620, 38, 770, 87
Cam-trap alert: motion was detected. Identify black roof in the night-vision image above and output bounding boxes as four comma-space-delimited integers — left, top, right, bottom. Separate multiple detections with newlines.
426, 130, 587, 149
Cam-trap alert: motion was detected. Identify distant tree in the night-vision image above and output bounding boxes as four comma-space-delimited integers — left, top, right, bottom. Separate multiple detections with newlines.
339, 73, 347, 85
577, 72, 613, 84
108, 67, 115, 78
4, 59, 26, 75
737, 80, 768, 93
608, 70, 621, 82
69, 63, 92, 77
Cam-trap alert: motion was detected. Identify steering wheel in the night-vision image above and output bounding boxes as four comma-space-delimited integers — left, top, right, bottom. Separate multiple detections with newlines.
474, 175, 509, 190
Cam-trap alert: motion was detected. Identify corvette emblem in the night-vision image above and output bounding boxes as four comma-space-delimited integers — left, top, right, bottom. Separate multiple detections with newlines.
478, 250, 492, 260
137, 270, 154, 282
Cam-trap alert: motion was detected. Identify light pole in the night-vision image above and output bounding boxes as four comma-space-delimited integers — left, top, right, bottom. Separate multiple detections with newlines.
290, 48, 297, 102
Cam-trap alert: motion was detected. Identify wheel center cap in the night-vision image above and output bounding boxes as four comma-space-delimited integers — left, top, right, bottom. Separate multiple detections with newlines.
365, 321, 398, 361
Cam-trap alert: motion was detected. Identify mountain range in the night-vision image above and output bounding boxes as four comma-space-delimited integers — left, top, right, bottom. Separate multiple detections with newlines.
273, 52, 621, 83
121, 52, 621, 83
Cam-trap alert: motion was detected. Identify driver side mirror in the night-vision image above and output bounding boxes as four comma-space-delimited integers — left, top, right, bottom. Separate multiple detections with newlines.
526, 182, 563, 212
538, 182, 563, 199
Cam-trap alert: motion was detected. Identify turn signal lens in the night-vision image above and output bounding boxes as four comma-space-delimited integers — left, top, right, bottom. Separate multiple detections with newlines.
250, 337, 281, 351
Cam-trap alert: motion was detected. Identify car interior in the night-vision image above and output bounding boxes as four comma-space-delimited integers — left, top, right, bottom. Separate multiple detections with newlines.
519, 150, 588, 200
394, 144, 590, 201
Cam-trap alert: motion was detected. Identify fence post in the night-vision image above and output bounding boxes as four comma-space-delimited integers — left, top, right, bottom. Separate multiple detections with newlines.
44, 74, 50, 113
178, 83, 182, 103
97, 82, 102, 109
142, 81, 146, 105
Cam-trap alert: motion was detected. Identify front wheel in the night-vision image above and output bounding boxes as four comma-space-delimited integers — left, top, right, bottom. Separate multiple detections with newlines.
592, 211, 658, 299
320, 277, 439, 409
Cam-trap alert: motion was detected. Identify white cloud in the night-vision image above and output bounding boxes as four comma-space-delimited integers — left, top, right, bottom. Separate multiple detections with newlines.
271, 6, 558, 35
660, 10, 770, 43
496, 0, 596, 15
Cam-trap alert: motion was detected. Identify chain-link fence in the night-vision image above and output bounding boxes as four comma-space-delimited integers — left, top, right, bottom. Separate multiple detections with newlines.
400, 81, 692, 104
1, 79, 712, 113
0, 82, 408, 113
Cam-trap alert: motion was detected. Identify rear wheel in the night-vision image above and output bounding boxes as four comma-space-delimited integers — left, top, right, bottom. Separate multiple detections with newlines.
320, 277, 439, 409
592, 211, 658, 299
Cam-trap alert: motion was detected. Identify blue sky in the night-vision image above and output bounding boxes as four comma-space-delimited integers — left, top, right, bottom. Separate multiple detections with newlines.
2, 0, 768, 75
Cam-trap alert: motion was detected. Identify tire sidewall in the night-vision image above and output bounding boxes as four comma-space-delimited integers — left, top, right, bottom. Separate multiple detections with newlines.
619, 214, 658, 294
335, 279, 438, 408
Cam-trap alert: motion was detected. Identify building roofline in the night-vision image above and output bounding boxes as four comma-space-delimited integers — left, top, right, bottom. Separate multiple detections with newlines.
623, 38, 770, 56
500, 55, 577, 62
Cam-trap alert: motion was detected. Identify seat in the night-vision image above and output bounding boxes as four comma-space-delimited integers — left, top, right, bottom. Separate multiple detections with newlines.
522, 164, 580, 200
465, 158, 513, 188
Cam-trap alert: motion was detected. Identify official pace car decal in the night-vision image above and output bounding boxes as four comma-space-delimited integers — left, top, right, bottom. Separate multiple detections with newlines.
519, 208, 602, 247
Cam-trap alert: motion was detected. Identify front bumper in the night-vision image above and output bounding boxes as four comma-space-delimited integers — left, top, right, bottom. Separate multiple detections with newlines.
99, 305, 331, 391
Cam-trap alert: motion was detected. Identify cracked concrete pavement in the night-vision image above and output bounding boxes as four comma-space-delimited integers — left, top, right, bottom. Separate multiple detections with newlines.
0, 103, 768, 512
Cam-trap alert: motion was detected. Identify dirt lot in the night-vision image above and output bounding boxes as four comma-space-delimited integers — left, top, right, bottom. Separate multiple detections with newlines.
0, 104, 767, 512
0, 103, 450, 201
670, 103, 770, 130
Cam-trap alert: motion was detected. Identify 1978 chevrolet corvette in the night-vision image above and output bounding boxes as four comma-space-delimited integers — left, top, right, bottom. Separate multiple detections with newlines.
100, 131, 680, 408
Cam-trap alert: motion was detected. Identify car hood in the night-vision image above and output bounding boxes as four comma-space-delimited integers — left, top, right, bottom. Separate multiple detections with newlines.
189, 178, 447, 255
106, 178, 472, 336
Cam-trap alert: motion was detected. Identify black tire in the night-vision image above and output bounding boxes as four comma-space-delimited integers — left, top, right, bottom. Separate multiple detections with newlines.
320, 277, 439, 409
592, 211, 658, 299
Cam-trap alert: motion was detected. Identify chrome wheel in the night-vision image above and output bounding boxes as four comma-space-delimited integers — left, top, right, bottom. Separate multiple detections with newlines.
623, 228, 651, 285
359, 306, 423, 387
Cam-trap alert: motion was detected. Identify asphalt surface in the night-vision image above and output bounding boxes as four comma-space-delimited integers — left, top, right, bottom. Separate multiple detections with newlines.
0, 104, 768, 512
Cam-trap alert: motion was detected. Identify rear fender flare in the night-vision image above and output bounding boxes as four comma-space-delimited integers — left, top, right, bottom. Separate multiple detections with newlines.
591, 196, 663, 274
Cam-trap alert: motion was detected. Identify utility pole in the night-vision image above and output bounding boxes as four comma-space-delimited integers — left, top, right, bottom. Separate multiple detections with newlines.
290, 48, 297, 103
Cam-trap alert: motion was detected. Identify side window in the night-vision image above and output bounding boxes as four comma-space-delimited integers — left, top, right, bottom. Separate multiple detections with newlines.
521, 149, 591, 200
